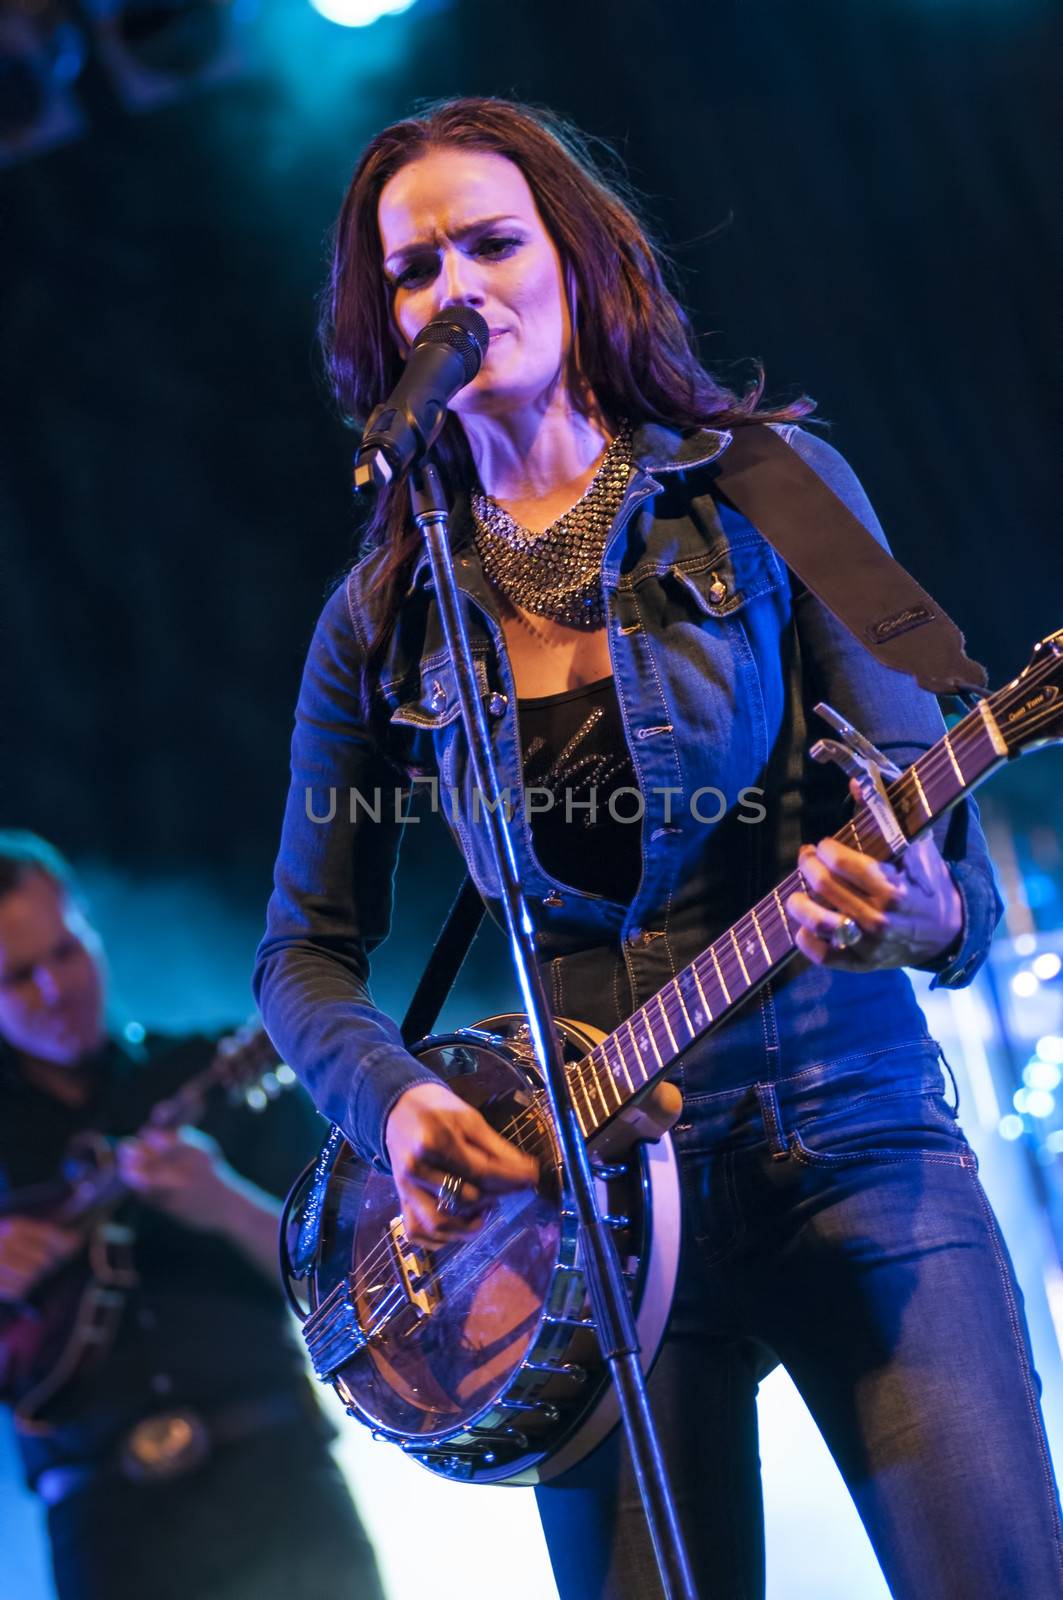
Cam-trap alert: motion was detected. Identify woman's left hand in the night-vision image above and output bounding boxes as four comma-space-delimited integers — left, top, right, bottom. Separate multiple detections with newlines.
785, 795, 963, 972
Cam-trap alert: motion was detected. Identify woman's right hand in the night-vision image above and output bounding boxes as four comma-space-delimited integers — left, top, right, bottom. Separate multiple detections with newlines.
0, 1216, 80, 1304
384, 1080, 539, 1246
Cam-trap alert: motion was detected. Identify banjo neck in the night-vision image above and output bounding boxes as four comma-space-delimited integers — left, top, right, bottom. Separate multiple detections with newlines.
568, 695, 1019, 1143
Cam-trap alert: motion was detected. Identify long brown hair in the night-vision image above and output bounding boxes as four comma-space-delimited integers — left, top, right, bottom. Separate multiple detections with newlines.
322, 96, 812, 653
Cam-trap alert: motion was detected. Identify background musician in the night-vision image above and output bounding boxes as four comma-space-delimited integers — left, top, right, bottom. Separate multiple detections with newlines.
0, 832, 384, 1600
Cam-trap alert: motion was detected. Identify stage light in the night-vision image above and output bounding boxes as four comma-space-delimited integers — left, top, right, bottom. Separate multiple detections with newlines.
1046, 1130, 1063, 1155
308, 0, 418, 27
1012, 970, 1040, 999
1015, 933, 1038, 956
82, 0, 251, 112
0, 12, 86, 169
1033, 953, 1063, 982
1022, 1088, 1055, 1120
1037, 1036, 1063, 1065
1024, 1059, 1062, 1092
998, 1114, 1025, 1141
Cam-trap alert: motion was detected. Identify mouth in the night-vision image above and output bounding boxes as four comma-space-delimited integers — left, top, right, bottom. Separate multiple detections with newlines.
487, 329, 509, 343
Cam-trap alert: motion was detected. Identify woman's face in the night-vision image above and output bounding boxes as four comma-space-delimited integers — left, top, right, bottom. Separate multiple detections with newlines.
377, 147, 572, 417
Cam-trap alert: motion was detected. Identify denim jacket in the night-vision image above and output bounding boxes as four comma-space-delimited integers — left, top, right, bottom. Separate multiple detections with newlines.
253, 424, 1002, 1164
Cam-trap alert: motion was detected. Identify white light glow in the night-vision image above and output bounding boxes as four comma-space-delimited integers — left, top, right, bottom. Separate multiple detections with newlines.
998, 1113, 1025, 1140
1046, 1130, 1063, 1154
1038, 1036, 1063, 1065
1015, 932, 1038, 957
1034, 953, 1063, 981
1025, 1059, 1063, 1092
308, 0, 417, 25
1012, 970, 1041, 999
1025, 1089, 1056, 1120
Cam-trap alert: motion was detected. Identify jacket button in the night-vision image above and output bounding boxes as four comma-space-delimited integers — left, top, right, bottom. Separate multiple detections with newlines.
626, 927, 643, 947
543, 890, 564, 908
488, 691, 508, 716
429, 681, 447, 711
709, 574, 728, 605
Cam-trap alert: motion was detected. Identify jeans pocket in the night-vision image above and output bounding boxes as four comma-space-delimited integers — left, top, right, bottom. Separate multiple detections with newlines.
788, 1089, 978, 1170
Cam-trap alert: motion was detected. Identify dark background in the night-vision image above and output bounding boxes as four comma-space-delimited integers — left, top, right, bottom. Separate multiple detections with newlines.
3, 0, 1061, 972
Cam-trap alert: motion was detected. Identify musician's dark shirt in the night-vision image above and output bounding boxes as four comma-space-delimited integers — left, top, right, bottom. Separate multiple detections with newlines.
0, 1030, 326, 1486
519, 674, 642, 904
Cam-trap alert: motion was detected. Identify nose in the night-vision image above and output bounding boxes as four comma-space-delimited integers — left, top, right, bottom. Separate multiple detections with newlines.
437, 245, 485, 312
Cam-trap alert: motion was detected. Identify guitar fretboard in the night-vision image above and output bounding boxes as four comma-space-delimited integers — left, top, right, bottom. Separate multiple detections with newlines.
565, 699, 1008, 1138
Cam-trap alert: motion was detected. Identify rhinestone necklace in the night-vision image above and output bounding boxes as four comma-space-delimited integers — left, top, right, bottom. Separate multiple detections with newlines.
470, 422, 633, 630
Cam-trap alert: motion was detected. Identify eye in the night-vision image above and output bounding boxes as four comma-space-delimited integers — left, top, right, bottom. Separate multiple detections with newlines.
392, 255, 437, 290
474, 234, 522, 260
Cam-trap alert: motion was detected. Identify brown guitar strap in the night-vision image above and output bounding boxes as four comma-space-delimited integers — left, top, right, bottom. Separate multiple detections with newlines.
400, 423, 987, 1039
712, 425, 987, 695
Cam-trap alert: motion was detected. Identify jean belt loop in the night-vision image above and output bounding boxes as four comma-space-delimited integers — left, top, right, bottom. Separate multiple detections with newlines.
939, 1046, 962, 1115
755, 1081, 790, 1161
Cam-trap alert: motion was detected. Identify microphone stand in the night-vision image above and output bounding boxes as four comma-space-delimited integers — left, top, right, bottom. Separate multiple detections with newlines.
406, 459, 698, 1600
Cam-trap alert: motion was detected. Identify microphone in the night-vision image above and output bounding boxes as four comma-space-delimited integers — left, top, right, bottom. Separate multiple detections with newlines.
353, 305, 490, 492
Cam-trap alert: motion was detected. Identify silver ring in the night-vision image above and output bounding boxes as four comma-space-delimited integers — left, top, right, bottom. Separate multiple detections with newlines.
829, 916, 863, 951
436, 1173, 465, 1216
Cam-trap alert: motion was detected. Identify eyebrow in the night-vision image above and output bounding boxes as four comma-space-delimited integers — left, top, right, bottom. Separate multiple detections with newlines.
383, 214, 526, 272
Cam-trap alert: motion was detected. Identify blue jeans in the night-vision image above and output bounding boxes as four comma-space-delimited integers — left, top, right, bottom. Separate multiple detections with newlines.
536, 1047, 1063, 1599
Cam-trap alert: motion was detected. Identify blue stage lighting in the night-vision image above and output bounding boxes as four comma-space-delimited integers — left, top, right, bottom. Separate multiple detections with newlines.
308, 0, 418, 26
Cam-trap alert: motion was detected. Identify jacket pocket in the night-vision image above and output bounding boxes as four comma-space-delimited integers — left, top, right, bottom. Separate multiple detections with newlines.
664, 535, 787, 621
388, 655, 491, 730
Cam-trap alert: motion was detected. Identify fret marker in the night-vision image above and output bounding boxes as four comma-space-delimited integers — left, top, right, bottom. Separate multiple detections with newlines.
750, 907, 772, 963
692, 964, 714, 1020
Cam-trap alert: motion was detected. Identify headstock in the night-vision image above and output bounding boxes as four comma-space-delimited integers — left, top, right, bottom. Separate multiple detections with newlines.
147, 1021, 295, 1130
987, 628, 1063, 757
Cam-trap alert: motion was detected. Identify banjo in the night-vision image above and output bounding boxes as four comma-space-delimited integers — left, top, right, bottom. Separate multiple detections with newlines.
288, 629, 1063, 1485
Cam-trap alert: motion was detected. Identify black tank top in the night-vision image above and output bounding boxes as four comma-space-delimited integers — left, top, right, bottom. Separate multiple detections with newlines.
518, 674, 642, 903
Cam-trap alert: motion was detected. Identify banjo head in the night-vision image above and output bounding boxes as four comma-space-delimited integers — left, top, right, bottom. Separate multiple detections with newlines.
303, 1017, 676, 1484
315, 1032, 564, 1443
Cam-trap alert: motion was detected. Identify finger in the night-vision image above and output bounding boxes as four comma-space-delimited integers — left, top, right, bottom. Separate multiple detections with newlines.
1, 1239, 55, 1275
805, 840, 900, 908
793, 924, 831, 965
401, 1189, 484, 1247
143, 1128, 179, 1152
407, 1166, 485, 1211
786, 890, 868, 947
459, 1121, 539, 1189
796, 851, 889, 934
